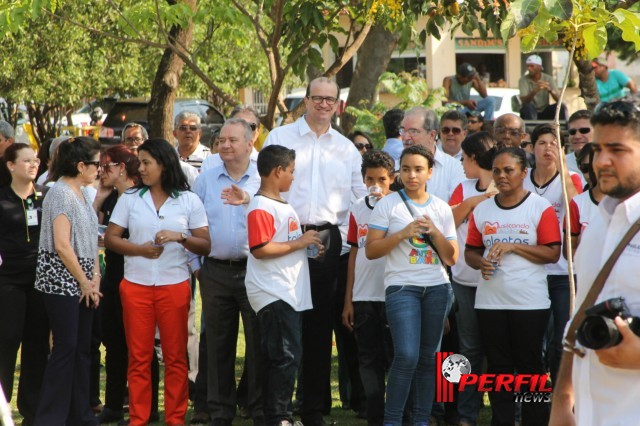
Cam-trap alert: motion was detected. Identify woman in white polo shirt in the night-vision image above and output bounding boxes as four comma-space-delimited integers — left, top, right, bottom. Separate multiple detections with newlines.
466, 147, 561, 426
366, 145, 458, 426
105, 139, 210, 426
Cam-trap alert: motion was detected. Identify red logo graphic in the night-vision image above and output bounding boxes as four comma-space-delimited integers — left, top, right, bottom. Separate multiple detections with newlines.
357, 224, 368, 239
288, 217, 299, 233
483, 222, 498, 235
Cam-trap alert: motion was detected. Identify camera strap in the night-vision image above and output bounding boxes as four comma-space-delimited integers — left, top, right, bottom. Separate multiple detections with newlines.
398, 189, 441, 262
563, 217, 640, 358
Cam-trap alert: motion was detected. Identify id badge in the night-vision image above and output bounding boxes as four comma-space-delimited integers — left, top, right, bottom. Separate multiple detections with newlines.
26, 209, 39, 226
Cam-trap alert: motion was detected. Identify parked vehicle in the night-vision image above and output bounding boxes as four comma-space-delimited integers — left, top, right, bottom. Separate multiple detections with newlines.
470, 87, 521, 119
98, 98, 225, 146
61, 97, 118, 127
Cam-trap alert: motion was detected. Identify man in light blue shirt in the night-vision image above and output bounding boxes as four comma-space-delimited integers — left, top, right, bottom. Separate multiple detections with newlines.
193, 118, 263, 426
382, 109, 404, 170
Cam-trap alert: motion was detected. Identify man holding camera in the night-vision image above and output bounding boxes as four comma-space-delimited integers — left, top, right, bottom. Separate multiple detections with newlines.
550, 101, 640, 426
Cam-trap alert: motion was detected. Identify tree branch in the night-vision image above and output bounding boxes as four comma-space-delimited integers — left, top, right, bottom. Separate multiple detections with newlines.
106, 0, 144, 41
285, 7, 342, 70
324, 21, 372, 78
46, 9, 238, 107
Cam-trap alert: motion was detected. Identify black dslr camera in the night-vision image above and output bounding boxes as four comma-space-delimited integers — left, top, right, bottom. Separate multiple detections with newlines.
576, 297, 640, 350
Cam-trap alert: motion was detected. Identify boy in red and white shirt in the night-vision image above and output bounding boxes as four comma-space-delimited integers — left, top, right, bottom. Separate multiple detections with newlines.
341, 150, 395, 426
245, 145, 322, 426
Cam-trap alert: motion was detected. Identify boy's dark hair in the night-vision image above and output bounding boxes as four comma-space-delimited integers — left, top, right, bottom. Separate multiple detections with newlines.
461, 131, 498, 171
257, 145, 296, 177
531, 123, 559, 146
52, 136, 101, 179
494, 147, 528, 171
382, 109, 404, 139
400, 145, 435, 169
361, 149, 395, 178
133, 138, 190, 195
592, 101, 640, 139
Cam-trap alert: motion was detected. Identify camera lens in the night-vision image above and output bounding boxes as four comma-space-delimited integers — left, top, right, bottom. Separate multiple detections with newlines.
576, 316, 622, 349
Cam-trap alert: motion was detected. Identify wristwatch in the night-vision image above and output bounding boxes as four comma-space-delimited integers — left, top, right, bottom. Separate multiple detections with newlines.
180, 232, 188, 243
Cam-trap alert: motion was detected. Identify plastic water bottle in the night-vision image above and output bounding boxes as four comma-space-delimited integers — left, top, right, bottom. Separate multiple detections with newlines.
368, 185, 381, 206
306, 243, 319, 258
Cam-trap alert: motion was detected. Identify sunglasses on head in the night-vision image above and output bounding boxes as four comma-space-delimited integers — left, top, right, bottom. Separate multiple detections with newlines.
441, 126, 463, 135
569, 127, 591, 136
355, 143, 373, 150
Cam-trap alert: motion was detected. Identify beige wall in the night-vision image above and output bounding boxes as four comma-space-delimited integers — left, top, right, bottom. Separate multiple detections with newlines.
425, 30, 457, 89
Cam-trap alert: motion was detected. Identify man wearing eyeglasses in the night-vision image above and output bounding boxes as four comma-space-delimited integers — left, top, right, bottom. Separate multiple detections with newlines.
0, 120, 15, 159
438, 110, 468, 160
566, 110, 594, 187
494, 113, 535, 167
465, 111, 484, 135
173, 111, 210, 170
400, 106, 465, 201
263, 77, 367, 426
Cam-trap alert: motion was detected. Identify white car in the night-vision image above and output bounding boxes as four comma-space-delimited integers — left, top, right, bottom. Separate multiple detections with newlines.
470, 87, 520, 119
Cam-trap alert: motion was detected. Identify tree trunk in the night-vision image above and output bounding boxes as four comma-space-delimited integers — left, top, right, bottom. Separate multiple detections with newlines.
575, 58, 600, 111
340, 23, 399, 135
148, 0, 196, 143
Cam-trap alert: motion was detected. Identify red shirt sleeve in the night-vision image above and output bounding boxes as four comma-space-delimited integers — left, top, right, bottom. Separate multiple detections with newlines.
566, 199, 581, 236
537, 206, 562, 245
570, 173, 583, 194
347, 213, 358, 246
449, 183, 464, 206
465, 213, 485, 248
247, 209, 275, 250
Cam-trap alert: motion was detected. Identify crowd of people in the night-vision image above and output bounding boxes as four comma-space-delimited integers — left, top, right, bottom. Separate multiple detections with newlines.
1, 75, 640, 426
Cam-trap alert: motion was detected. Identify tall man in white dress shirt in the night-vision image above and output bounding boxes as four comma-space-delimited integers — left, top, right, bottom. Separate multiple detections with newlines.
193, 118, 263, 426
550, 101, 640, 426
263, 77, 367, 426
400, 106, 465, 202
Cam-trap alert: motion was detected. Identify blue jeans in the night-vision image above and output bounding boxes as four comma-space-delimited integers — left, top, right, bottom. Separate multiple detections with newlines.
451, 282, 484, 425
458, 97, 496, 121
258, 300, 302, 426
384, 284, 453, 426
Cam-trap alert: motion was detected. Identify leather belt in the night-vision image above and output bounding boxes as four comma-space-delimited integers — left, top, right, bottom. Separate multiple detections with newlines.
207, 257, 247, 267
301, 223, 335, 232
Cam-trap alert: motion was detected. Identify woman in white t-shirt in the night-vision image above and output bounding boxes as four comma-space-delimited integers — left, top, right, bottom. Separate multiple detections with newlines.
448, 131, 498, 425
366, 145, 458, 426
105, 139, 210, 426
466, 147, 561, 426
522, 123, 583, 386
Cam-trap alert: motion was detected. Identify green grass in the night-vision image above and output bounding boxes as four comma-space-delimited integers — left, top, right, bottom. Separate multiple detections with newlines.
10, 294, 493, 425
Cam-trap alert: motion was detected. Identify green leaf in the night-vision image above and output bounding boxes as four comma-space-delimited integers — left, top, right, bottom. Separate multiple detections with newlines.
543, 0, 572, 21
612, 9, 640, 51
582, 24, 607, 59
511, 0, 541, 30
521, 32, 539, 52
500, 11, 516, 42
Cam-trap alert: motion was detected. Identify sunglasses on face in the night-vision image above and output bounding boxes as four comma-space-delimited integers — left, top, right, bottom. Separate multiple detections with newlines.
568, 127, 591, 136
468, 119, 480, 124
101, 162, 120, 171
579, 163, 591, 173
355, 143, 373, 150
441, 126, 463, 135
84, 161, 101, 168
178, 125, 200, 132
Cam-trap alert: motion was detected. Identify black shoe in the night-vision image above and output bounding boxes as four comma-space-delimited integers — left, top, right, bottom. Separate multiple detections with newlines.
190, 412, 210, 425
98, 408, 124, 424
149, 411, 160, 423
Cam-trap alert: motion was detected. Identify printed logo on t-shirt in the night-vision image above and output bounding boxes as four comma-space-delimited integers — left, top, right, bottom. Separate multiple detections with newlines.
357, 224, 368, 248
287, 217, 301, 241
408, 236, 440, 265
482, 221, 531, 247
